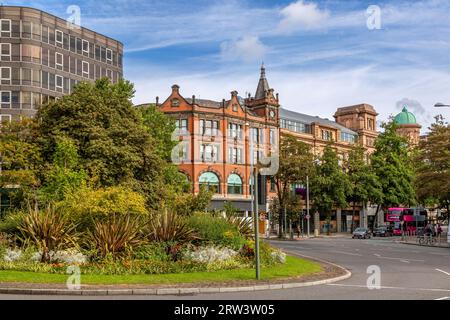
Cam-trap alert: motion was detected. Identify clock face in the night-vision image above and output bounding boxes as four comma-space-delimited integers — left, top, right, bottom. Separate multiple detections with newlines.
269, 110, 276, 118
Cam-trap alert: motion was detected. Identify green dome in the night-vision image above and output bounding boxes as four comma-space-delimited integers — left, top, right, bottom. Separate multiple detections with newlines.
394, 106, 417, 125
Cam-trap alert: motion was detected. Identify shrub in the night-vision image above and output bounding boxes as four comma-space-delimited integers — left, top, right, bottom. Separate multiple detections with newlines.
0, 211, 26, 238
147, 210, 197, 261
60, 186, 148, 230
147, 210, 197, 243
187, 213, 245, 250
239, 240, 286, 266
18, 205, 78, 263
185, 245, 238, 264
133, 243, 170, 261
225, 216, 254, 239
86, 214, 145, 259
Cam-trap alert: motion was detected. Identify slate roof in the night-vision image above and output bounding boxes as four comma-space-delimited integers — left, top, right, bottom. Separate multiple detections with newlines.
255, 64, 270, 100
280, 108, 357, 135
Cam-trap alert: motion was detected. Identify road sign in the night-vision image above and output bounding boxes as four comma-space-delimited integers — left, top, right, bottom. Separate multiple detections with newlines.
306, 215, 311, 219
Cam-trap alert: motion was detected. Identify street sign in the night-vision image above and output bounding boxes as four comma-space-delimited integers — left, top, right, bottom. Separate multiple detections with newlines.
306, 215, 311, 219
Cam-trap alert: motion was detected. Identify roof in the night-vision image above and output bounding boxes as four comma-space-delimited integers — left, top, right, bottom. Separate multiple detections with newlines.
255, 64, 270, 100
280, 108, 357, 135
394, 107, 417, 125
185, 98, 223, 108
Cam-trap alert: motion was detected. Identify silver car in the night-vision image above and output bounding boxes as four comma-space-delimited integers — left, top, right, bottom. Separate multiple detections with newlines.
352, 228, 371, 239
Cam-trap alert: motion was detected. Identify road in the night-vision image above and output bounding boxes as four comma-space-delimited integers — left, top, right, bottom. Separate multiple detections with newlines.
1, 237, 450, 300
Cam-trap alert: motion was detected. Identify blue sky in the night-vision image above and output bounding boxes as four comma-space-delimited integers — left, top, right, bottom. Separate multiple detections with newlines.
6, 0, 450, 131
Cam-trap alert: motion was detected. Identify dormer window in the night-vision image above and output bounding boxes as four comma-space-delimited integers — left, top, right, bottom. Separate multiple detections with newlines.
171, 98, 180, 107
232, 104, 238, 112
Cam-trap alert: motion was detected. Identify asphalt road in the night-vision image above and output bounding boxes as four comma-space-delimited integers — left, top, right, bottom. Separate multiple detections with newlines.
1, 237, 450, 300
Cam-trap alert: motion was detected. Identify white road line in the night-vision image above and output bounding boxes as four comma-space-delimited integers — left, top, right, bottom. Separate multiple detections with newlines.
373, 253, 424, 263
435, 297, 450, 301
335, 251, 362, 256
436, 269, 450, 276
327, 283, 450, 293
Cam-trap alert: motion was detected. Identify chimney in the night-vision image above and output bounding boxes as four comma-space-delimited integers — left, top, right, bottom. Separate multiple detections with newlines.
222, 99, 226, 108
276, 93, 279, 101
192, 95, 196, 105
156, 96, 159, 106
171, 84, 180, 94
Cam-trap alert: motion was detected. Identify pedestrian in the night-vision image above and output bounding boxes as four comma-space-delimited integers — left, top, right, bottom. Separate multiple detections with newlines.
296, 224, 301, 238
437, 223, 442, 239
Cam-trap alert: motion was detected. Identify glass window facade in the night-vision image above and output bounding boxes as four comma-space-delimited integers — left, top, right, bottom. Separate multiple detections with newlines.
0, 6, 124, 119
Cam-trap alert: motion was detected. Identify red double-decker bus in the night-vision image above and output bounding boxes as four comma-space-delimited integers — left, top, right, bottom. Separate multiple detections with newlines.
386, 208, 428, 236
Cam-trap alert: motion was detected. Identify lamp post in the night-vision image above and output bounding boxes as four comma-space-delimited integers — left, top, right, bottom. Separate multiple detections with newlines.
434, 103, 450, 108
433, 104, 450, 244
306, 175, 310, 238
248, 123, 261, 280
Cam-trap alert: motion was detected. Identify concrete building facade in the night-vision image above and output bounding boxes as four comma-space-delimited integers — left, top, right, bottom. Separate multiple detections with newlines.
0, 6, 123, 120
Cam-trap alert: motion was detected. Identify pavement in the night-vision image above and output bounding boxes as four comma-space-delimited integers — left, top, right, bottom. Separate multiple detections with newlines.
1, 237, 449, 300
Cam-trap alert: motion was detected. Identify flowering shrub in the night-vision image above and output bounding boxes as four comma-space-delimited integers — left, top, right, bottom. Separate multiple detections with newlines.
31, 249, 86, 265
3, 248, 22, 262
271, 250, 287, 264
185, 246, 238, 264
239, 241, 287, 266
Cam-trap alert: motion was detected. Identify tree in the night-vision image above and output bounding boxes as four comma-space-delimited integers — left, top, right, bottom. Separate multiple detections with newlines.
273, 135, 314, 237
36, 78, 166, 208
39, 137, 87, 202
415, 116, 450, 222
138, 104, 177, 161
371, 121, 416, 223
0, 118, 42, 207
311, 144, 350, 230
345, 143, 382, 231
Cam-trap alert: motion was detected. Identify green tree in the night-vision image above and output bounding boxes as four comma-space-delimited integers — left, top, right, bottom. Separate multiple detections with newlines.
345, 143, 382, 231
138, 103, 177, 161
273, 135, 314, 237
39, 137, 87, 202
311, 144, 350, 225
36, 78, 166, 208
0, 118, 42, 207
371, 121, 416, 222
415, 116, 450, 222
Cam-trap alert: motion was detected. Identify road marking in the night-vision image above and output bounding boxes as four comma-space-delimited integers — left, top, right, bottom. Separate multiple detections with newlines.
335, 251, 362, 256
373, 253, 424, 263
436, 269, 450, 276
435, 297, 450, 300
327, 283, 450, 293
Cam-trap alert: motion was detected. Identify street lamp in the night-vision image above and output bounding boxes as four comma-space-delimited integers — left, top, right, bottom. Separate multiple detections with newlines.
247, 123, 261, 280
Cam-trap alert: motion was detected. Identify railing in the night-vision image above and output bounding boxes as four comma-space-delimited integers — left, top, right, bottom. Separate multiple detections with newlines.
402, 232, 449, 247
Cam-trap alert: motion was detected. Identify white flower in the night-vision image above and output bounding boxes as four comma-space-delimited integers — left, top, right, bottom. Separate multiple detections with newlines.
30, 249, 86, 264
3, 249, 22, 262
186, 246, 237, 264
271, 250, 287, 264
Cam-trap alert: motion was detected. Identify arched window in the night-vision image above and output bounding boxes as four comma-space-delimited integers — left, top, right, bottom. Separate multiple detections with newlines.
199, 172, 220, 194
227, 174, 243, 195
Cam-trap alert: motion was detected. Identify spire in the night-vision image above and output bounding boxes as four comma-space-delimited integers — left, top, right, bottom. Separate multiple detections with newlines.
255, 63, 270, 100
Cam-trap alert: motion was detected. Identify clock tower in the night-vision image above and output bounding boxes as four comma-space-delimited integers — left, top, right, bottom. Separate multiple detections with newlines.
245, 64, 280, 124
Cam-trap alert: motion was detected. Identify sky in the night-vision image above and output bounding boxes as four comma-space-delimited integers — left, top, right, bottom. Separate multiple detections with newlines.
5, 0, 450, 132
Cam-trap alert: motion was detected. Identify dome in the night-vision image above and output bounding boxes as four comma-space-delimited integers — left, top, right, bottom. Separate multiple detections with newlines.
394, 106, 417, 125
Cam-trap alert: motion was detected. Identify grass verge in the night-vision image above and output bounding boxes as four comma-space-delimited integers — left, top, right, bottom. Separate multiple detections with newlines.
0, 256, 322, 286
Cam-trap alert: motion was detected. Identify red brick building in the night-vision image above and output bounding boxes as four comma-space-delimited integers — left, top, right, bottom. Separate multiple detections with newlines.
152, 65, 381, 232
156, 65, 279, 213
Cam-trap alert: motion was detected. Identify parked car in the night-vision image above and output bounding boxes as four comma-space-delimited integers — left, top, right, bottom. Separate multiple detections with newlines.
373, 226, 393, 237
352, 228, 371, 239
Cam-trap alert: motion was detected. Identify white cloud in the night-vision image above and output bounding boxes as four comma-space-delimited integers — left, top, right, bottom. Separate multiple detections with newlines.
129, 63, 450, 135
220, 36, 268, 63
277, 0, 330, 34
